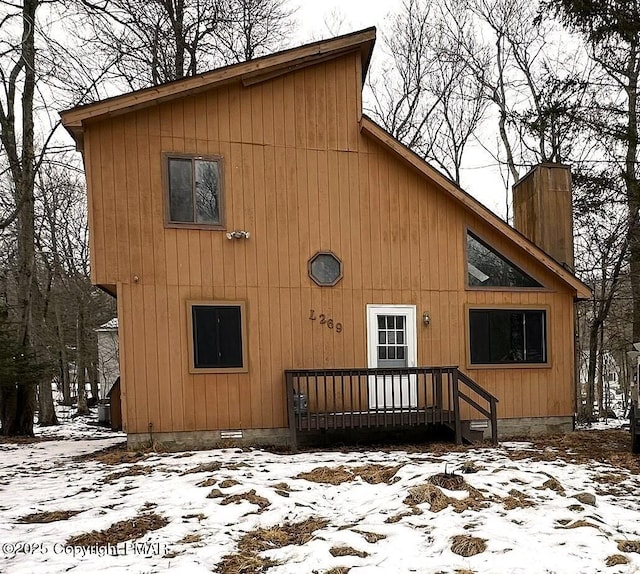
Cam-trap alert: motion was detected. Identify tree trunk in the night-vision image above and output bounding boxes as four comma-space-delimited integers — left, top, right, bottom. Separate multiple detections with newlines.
585, 323, 599, 422
596, 323, 605, 417
76, 306, 89, 416
10, 0, 39, 437
38, 379, 58, 426
55, 302, 72, 405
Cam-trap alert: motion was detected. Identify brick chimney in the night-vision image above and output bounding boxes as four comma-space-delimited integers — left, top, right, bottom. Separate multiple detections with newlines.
512, 163, 574, 271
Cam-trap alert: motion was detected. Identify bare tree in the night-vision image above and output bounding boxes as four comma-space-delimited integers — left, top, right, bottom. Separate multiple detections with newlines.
73, 0, 295, 91
213, 0, 295, 63
368, 0, 489, 185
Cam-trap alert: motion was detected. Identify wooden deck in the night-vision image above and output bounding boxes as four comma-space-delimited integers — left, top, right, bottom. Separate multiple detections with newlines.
285, 366, 498, 449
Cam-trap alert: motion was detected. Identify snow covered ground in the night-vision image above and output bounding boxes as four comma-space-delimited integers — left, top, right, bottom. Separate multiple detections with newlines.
1, 413, 639, 574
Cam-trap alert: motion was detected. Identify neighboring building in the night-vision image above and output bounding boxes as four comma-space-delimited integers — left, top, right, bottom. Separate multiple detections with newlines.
61, 28, 590, 450
96, 318, 120, 400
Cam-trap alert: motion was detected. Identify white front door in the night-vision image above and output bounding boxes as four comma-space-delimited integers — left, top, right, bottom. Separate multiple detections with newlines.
367, 305, 418, 409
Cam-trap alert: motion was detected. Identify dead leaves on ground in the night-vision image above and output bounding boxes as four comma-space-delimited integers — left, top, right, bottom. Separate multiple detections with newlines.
450, 534, 487, 557
296, 464, 402, 485
19, 509, 82, 523
404, 481, 489, 514
66, 512, 168, 547
216, 518, 328, 574
220, 489, 270, 512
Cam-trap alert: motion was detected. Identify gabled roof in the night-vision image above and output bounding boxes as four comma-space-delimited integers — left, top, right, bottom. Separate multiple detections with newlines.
60, 27, 376, 147
360, 116, 591, 300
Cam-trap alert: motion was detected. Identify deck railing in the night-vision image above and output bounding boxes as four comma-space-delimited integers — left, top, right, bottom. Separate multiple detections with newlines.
284, 366, 498, 450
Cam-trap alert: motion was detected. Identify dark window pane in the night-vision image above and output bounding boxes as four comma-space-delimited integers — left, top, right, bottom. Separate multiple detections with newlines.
469, 309, 546, 364
192, 305, 243, 368
378, 331, 386, 344
388, 347, 396, 360
378, 347, 387, 360
524, 311, 545, 362
469, 310, 490, 363
168, 158, 193, 222
397, 331, 404, 344
397, 346, 405, 360
467, 232, 542, 288
396, 316, 405, 329
195, 160, 220, 224
378, 316, 385, 330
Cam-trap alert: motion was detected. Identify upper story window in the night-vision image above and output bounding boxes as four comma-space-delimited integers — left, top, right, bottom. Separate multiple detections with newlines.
165, 154, 223, 227
467, 231, 541, 288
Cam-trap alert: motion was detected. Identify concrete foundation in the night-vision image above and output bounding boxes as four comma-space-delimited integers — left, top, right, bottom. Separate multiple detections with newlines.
127, 427, 290, 452
126, 416, 574, 451
492, 416, 574, 439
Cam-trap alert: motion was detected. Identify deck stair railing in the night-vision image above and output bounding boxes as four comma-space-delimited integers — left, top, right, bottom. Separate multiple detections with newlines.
284, 366, 498, 451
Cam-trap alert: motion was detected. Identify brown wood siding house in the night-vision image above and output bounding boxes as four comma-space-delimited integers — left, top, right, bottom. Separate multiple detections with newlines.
62, 28, 590, 450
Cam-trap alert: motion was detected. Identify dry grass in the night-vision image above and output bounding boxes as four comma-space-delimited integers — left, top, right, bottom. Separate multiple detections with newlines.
405, 482, 488, 514
385, 510, 417, 523
594, 473, 627, 485
74, 443, 149, 465
102, 465, 153, 483
207, 489, 224, 499
504, 430, 640, 473
219, 479, 240, 489
606, 554, 630, 566
215, 551, 277, 574
66, 512, 168, 547
295, 464, 401, 486
182, 462, 222, 475
216, 517, 328, 573
353, 464, 403, 484
617, 540, 640, 553
19, 510, 82, 523
324, 568, 350, 574
503, 489, 535, 510
329, 546, 369, 558
352, 529, 386, 544
220, 490, 270, 512
450, 535, 487, 557
405, 483, 452, 512
428, 472, 465, 490
197, 477, 217, 487
178, 533, 203, 544
556, 520, 599, 530
182, 513, 206, 521
460, 460, 484, 474
537, 477, 565, 495
296, 466, 354, 485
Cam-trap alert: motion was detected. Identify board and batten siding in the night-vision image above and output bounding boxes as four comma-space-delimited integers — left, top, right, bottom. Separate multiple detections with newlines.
83, 51, 576, 435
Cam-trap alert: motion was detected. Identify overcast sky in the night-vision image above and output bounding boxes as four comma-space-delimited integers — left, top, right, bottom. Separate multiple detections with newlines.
293, 1, 509, 218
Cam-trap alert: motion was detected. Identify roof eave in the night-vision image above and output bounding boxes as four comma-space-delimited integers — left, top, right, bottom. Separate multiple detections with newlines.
60, 27, 376, 143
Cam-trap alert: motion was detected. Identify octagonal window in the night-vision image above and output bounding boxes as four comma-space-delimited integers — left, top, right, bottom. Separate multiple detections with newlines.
308, 251, 343, 286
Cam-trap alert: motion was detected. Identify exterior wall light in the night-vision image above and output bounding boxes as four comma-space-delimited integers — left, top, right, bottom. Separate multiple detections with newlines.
226, 230, 250, 240
422, 312, 431, 326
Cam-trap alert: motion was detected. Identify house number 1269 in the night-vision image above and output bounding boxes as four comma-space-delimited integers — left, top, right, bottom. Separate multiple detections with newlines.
309, 309, 343, 333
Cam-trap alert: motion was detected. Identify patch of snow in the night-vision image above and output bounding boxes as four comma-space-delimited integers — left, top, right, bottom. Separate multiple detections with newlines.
1, 408, 639, 573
